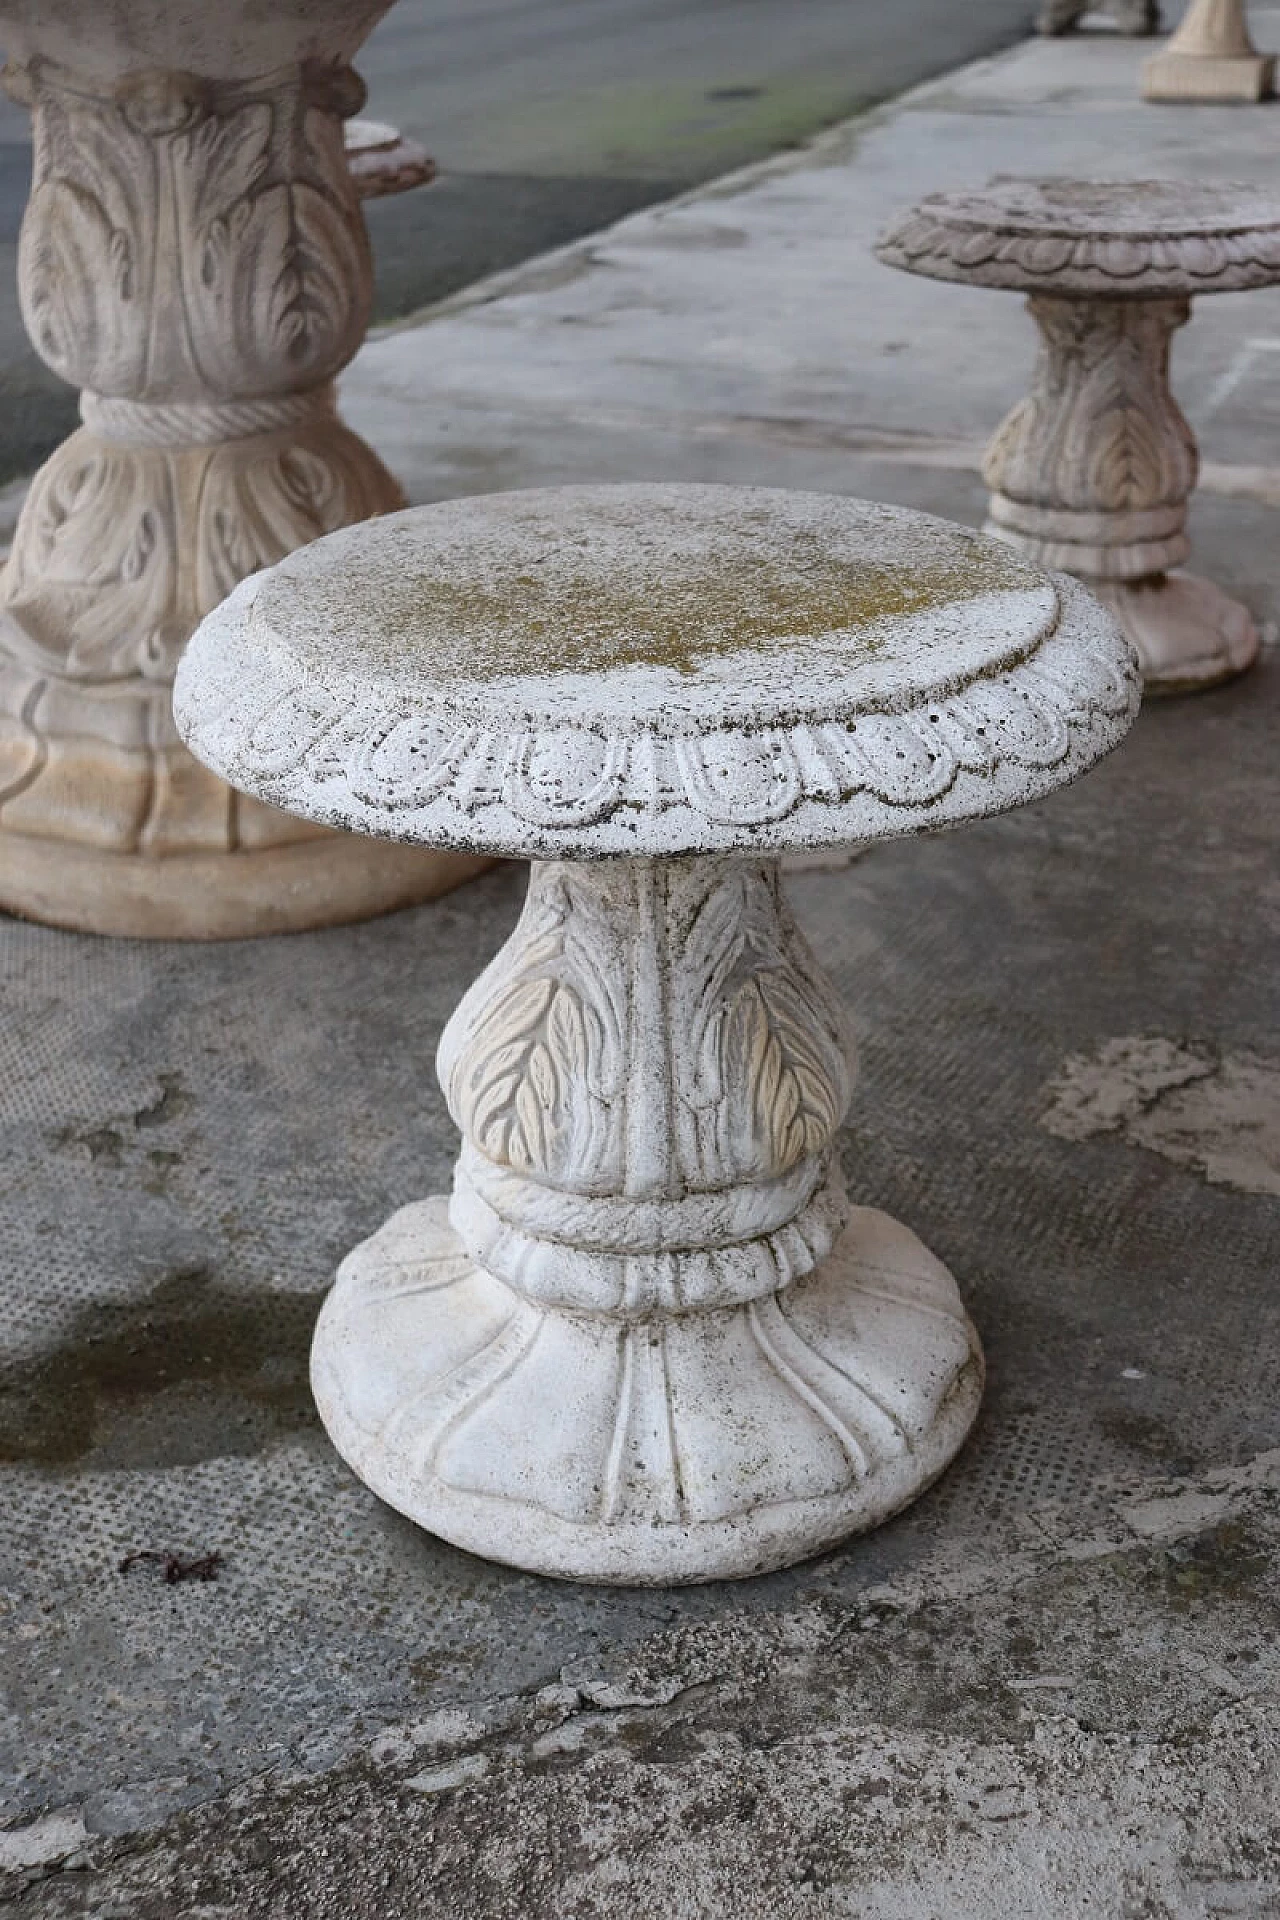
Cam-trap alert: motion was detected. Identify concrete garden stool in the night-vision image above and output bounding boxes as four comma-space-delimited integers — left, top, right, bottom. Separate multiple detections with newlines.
877, 178, 1280, 695
175, 483, 1139, 1585
0, 0, 475, 938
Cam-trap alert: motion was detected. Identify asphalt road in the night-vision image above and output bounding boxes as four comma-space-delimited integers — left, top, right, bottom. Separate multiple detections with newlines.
0, 0, 1036, 481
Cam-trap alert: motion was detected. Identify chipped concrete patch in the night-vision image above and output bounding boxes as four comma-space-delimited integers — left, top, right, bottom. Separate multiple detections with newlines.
0, 1807, 87, 1872
1041, 1036, 1280, 1196
404, 1753, 490, 1796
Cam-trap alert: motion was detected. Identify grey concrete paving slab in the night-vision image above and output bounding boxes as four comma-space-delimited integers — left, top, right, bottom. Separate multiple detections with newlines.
344, 8, 1280, 506
3, 11, 1280, 1917
0, 0, 1039, 484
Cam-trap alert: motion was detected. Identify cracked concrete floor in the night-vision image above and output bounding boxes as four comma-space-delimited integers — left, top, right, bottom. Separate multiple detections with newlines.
9, 1454, 1280, 1919
4, 16, 1280, 1918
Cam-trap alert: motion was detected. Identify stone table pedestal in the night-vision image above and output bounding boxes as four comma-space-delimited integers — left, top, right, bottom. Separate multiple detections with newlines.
0, 2, 485, 937
175, 483, 1138, 1585
1143, 0, 1274, 101
877, 179, 1280, 696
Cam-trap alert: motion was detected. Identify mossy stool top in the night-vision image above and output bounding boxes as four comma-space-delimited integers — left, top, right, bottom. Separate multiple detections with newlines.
877, 177, 1280, 299
175, 482, 1139, 859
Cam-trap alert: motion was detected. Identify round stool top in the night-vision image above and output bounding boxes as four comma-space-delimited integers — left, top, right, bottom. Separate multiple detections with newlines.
174, 483, 1138, 859
877, 177, 1280, 298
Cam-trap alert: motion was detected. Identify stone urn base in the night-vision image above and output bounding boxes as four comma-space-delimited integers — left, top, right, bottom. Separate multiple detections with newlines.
0, 827, 488, 940
1091, 572, 1259, 698
312, 1196, 981, 1586
0, 3, 480, 937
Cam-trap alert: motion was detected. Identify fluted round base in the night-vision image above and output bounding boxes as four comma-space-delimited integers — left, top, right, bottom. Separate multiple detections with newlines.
0, 829, 492, 939
311, 1197, 984, 1585
1093, 571, 1259, 696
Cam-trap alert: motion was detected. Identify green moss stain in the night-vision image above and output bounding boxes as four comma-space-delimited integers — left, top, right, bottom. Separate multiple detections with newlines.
347, 541, 1026, 683
0, 1265, 323, 1467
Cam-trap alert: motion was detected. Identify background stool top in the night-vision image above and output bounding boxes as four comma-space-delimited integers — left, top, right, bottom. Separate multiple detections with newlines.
876, 177, 1280, 299
174, 483, 1138, 860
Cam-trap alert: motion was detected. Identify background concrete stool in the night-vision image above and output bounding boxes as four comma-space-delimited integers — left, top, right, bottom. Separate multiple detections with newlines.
1039, 1, 1159, 35
345, 118, 436, 200
0, 0, 483, 938
1143, 0, 1274, 100
877, 177, 1280, 695
175, 483, 1139, 1586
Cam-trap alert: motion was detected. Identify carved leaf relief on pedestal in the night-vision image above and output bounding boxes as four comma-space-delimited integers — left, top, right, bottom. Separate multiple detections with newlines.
444, 870, 627, 1192
679, 863, 850, 1186
19, 88, 150, 393
984, 299, 1197, 517
180, 101, 368, 396
721, 971, 847, 1179
0, 56, 402, 858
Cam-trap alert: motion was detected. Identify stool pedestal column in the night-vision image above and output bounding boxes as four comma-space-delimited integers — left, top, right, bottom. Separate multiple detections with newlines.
312, 854, 983, 1586
983, 292, 1257, 695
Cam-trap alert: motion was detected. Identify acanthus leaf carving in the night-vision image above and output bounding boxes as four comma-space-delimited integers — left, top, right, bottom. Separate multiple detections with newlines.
444, 857, 851, 1236
1, 414, 402, 685
678, 862, 849, 1184
442, 872, 625, 1191
725, 967, 848, 1179
15, 58, 370, 405
2, 433, 180, 679
981, 295, 1198, 580
0, 47, 411, 863
196, 427, 402, 610
984, 297, 1196, 519
179, 102, 368, 394
19, 92, 152, 392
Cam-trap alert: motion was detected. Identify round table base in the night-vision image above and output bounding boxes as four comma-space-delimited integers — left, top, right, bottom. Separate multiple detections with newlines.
0, 830, 492, 940
311, 1197, 984, 1586
1092, 571, 1260, 697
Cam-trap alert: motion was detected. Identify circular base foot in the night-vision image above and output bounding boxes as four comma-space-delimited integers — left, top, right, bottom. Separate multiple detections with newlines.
1094, 571, 1259, 696
0, 830, 493, 940
311, 1198, 984, 1585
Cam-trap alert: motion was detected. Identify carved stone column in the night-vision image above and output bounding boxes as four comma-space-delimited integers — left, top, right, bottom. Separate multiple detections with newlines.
877, 178, 1280, 695
983, 293, 1197, 580
0, 29, 485, 936
1143, 0, 1274, 101
173, 482, 1139, 1584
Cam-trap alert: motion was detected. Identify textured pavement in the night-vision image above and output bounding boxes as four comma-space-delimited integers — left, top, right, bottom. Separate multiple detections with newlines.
0, 0, 1037, 485
3, 9, 1280, 1916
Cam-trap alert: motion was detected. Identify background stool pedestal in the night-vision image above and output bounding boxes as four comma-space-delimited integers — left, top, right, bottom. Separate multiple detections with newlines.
877, 178, 1280, 695
176, 482, 1139, 1584
0, 0, 481, 937
1143, 0, 1274, 101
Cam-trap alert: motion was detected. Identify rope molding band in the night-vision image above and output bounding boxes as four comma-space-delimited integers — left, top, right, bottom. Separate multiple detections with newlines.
79, 384, 338, 449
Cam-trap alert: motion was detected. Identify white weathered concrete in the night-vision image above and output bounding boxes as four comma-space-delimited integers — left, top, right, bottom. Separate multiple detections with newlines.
1041, 1033, 1280, 1194
177, 483, 1137, 1583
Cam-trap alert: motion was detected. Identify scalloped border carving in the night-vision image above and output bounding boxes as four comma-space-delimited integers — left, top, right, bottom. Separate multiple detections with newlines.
175, 569, 1140, 858
877, 184, 1280, 299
